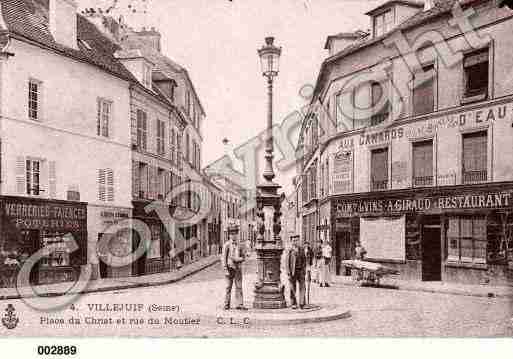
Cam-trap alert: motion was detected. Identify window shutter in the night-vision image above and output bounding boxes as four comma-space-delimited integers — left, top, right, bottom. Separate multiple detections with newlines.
132, 160, 140, 199
16, 156, 26, 194
97, 99, 101, 136
164, 171, 170, 198
148, 165, 156, 200
48, 160, 56, 198
98, 169, 106, 201
107, 169, 114, 202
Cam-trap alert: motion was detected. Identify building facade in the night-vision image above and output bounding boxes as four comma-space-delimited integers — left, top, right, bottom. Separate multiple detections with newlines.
84, 15, 209, 274
0, 0, 133, 285
298, 0, 513, 284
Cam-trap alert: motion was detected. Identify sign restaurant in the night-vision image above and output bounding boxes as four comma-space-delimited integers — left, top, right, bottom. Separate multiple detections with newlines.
335, 192, 512, 217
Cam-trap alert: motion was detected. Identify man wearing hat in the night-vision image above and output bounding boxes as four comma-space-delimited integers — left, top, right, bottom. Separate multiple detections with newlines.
285, 235, 307, 309
222, 224, 247, 310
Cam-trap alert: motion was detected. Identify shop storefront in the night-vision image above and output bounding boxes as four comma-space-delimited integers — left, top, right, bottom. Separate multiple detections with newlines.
87, 205, 132, 279
0, 196, 87, 287
132, 201, 173, 276
331, 182, 513, 285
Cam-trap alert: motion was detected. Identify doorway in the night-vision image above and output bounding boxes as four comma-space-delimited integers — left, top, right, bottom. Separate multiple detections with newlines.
335, 230, 351, 276
422, 224, 441, 281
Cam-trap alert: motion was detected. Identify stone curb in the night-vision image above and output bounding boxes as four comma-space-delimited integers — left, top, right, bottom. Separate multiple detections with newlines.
192, 305, 352, 326
332, 278, 513, 299
0, 257, 220, 301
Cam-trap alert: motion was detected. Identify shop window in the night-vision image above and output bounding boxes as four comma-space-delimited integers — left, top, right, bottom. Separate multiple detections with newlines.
136, 109, 147, 151
156, 119, 166, 155
413, 64, 435, 116
463, 48, 489, 101
370, 147, 388, 191
148, 225, 162, 259
487, 213, 513, 265
406, 218, 421, 260
28, 79, 41, 120
412, 140, 433, 187
462, 131, 487, 184
370, 81, 389, 126
40, 232, 72, 267
97, 98, 111, 138
26, 159, 41, 196
447, 216, 487, 264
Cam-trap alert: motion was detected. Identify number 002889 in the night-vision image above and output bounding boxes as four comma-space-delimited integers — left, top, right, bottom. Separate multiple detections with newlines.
37, 346, 77, 355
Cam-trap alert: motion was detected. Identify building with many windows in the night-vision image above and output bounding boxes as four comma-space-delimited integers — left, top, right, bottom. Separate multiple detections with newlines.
86, 14, 208, 275
298, 0, 513, 284
0, 0, 133, 285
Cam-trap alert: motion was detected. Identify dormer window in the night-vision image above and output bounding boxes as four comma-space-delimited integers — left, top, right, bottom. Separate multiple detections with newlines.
143, 64, 153, 88
373, 9, 393, 38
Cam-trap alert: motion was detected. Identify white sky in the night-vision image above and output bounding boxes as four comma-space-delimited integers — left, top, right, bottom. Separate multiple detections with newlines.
79, 0, 384, 193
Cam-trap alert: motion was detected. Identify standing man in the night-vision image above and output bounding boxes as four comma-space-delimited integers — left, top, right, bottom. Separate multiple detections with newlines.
320, 239, 332, 287
285, 236, 306, 309
304, 241, 314, 305
222, 225, 247, 310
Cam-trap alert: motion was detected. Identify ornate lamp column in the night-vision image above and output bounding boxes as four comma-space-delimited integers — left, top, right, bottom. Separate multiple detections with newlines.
253, 37, 286, 309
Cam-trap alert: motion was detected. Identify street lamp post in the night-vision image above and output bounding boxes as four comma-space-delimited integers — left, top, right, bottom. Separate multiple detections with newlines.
253, 37, 286, 309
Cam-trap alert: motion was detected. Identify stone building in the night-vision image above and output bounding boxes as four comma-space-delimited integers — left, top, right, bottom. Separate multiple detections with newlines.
298, 0, 513, 284
0, 0, 133, 285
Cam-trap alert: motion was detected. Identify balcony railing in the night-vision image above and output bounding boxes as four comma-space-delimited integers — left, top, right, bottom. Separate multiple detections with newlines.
371, 179, 388, 191
463, 170, 487, 184
413, 175, 433, 187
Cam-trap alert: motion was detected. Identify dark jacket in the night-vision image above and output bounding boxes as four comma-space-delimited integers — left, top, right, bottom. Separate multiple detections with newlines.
305, 246, 314, 266
286, 246, 306, 278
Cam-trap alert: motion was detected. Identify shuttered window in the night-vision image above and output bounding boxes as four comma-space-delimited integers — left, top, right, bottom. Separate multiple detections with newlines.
462, 131, 487, 184
157, 119, 165, 155
371, 147, 388, 190
26, 159, 41, 195
170, 128, 176, 164
177, 132, 183, 170
98, 168, 114, 202
28, 80, 40, 120
136, 109, 147, 150
412, 140, 433, 187
132, 160, 140, 199
186, 132, 190, 163
413, 65, 435, 116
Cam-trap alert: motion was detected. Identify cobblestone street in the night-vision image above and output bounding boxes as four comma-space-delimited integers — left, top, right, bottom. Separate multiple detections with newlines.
3, 261, 512, 337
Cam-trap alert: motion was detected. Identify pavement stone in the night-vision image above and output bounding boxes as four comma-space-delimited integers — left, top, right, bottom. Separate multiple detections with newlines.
331, 274, 513, 298
0, 255, 220, 301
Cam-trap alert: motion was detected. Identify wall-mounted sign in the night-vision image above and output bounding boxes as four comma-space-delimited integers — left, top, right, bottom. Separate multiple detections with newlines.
332, 150, 353, 194
359, 127, 404, 146
1, 197, 87, 231
335, 191, 512, 217
406, 104, 509, 139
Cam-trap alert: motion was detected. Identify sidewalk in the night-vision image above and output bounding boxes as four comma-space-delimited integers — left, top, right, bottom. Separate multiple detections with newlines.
332, 274, 513, 298
0, 255, 220, 301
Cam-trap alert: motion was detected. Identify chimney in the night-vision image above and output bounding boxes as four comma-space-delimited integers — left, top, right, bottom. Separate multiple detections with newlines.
49, 0, 78, 50
126, 27, 162, 52
424, 0, 436, 11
